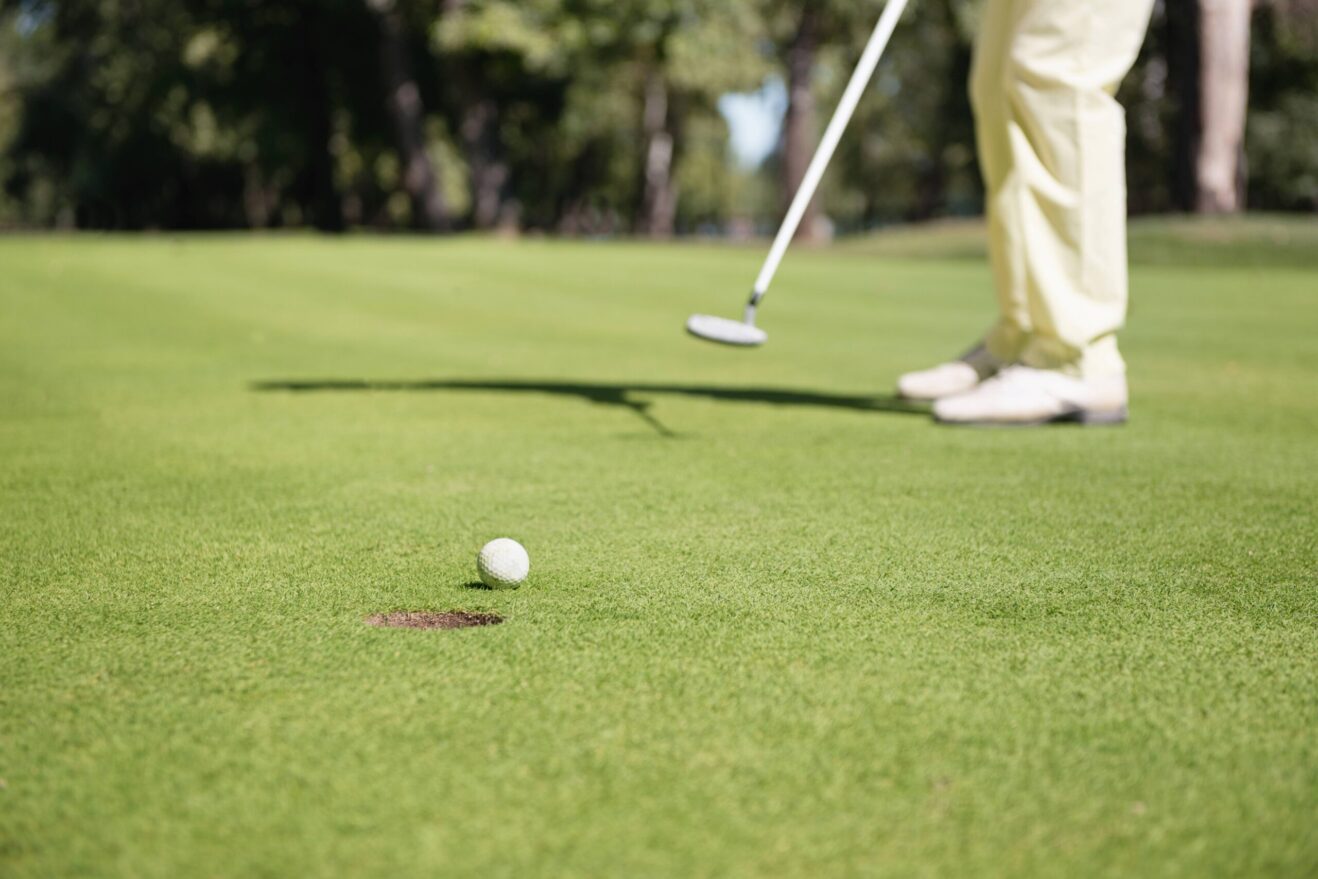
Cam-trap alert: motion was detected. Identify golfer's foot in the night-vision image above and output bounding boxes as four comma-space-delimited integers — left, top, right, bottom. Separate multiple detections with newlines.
897, 343, 1004, 402
932, 366, 1128, 426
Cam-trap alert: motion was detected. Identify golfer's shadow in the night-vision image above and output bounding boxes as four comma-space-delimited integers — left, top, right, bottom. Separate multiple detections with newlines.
250, 378, 927, 437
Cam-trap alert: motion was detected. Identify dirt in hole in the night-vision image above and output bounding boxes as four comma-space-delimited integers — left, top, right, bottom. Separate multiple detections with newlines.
366, 611, 503, 630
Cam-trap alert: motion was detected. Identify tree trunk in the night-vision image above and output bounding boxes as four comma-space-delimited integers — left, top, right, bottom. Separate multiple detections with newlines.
297, 4, 345, 232
639, 67, 678, 238
1195, 0, 1251, 212
783, 5, 822, 242
912, 0, 973, 222
369, 0, 450, 231
444, 0, 514, 231
243, 165, 275, 229
460, 95, 513, 231
1166, 1, 1201, 211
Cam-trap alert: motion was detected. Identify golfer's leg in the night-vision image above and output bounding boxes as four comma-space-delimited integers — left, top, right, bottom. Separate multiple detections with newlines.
1003, 0, 1154, 377
972, 0, 1029, 363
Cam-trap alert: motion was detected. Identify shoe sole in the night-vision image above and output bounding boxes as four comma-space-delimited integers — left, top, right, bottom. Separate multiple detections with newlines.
935, 406, 1129, 428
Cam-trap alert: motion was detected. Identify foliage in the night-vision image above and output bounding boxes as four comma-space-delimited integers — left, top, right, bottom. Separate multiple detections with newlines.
0, 0, 1314, 231
1245, 0, 1318, 210
825, 0, 980, 227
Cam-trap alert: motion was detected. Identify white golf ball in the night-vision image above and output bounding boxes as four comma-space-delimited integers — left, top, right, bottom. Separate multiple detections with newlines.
477, 538, 530, 589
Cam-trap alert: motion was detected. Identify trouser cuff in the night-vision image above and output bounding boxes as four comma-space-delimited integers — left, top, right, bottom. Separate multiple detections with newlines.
984, 320, 1028, 363
1020, 334, 1126, 379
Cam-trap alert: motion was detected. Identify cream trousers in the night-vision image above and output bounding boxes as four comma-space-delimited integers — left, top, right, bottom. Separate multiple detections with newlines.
973, 0, 1155, 377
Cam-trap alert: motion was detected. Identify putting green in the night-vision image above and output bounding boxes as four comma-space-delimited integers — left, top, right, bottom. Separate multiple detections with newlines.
1, 221, 1315, 877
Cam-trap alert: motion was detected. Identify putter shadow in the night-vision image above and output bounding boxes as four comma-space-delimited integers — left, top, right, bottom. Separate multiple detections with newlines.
250, 378, 928, 436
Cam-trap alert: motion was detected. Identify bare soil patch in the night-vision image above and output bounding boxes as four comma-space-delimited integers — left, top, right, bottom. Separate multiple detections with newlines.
366, 611, 503, 630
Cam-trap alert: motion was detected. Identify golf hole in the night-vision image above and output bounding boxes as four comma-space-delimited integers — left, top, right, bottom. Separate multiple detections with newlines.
366, 611, 503, 630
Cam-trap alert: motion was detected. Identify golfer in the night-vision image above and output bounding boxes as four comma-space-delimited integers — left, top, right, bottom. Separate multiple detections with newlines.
898, 0, 1155, 426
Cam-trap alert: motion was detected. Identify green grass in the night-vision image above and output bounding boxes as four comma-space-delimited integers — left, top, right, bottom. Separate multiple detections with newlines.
1, 220, 1315, 878
842, 213, 1318, 268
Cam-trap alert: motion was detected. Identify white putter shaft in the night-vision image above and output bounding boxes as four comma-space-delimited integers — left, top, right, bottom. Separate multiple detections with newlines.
687, 0, 912, 347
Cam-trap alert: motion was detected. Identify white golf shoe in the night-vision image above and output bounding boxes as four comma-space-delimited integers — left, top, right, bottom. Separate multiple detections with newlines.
897, 343, 1004, 402
932, 366, 1129, 426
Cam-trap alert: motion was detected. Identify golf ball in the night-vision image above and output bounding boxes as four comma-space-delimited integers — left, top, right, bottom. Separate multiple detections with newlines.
477, 538, 530, 589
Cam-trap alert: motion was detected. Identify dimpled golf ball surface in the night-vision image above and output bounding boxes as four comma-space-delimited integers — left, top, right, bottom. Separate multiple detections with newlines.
477, 538, 530, 589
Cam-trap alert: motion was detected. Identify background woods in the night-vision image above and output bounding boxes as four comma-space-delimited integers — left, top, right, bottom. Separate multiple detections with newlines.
0, 0, 1313, 234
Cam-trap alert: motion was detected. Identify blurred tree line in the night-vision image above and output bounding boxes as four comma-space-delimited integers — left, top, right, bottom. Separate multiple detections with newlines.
0, 0, 1314, 234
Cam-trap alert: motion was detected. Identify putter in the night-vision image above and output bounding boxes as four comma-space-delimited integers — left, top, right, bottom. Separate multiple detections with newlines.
686, 0, 912, 347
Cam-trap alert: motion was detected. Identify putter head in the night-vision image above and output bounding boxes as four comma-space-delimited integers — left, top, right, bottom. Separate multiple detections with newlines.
686, 314, 767, 348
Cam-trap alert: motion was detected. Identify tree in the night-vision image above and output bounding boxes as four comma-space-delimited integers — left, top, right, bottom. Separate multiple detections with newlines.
781, 4, 821, 240
807, 0, 978, 229
763, 0, 901, 240
1195, 0, 1253, 212
587, 0, 767, 237
433, 0, 572, 231
1245, 0, 1318, 210
367, 0, 450, 231
4, 0, 1314, 231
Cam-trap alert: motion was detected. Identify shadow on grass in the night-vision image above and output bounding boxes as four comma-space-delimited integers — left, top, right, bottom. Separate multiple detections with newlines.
250, 378, 928, 436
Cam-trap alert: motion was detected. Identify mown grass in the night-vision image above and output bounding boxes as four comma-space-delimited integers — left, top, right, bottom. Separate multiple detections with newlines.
841, 213, 1318, 268
1, 220, 1315, 877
